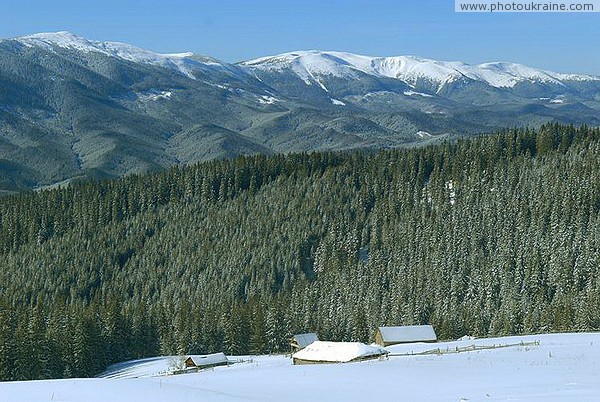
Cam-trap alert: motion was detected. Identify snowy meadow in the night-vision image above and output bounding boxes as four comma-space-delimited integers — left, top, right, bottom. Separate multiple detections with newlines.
1, 333, 598, 401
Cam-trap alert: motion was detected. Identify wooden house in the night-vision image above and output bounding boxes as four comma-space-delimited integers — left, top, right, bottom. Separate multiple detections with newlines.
290, 333, 319, 352
183, 352, 229, 369
292, 341, 387, 365
375, 325, 437, 347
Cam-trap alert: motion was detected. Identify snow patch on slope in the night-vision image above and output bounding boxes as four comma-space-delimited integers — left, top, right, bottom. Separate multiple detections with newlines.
404, 90, 433, 97
258, 95, 279, 104
137, 90, 173, 101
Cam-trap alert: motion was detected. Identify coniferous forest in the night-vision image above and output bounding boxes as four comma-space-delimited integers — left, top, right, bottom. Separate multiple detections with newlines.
2, 123, 600, 380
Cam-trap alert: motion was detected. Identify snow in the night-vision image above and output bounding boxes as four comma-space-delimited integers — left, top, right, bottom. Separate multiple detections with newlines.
99, 356, 177, 379
13, 31, 218, 80
404, 90, 433, 97
99, 353, 228, 379
257, 95, 279, 104
539, 96, 566, 104
292, 341, 387, 363
331, 98, 346, 105
243, 51, 359, 82
446, 180, 456, 205
315, 79, 329, 92
242, 50, 600, 90
14, 32, 599, 89
1, 333, 600, 401
137, 90, 172, 101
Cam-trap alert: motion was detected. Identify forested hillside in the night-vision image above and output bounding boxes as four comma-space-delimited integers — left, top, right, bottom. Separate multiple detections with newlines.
1, 123, 600, 381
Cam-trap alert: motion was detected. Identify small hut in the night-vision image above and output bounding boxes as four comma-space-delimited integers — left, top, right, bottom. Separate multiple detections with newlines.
375, 325, 437, 347
292, 341, 387, 365
290, 333, 319, 352
184, 352, 229, 369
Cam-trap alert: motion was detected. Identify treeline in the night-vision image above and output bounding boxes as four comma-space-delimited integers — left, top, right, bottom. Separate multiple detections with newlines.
1, 123, 600, 380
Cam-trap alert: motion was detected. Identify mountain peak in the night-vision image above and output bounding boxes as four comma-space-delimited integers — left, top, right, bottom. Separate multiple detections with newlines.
16, 31, 193, 59
13, 31, 202, 79
18, 31, 104, 51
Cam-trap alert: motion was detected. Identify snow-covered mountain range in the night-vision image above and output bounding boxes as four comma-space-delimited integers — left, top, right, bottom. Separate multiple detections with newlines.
13, 32, 600, 92
1, 31, 599, 191
241, 50, 598, 91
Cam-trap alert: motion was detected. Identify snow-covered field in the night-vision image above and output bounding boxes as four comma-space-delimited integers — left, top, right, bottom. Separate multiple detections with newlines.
1, 333, 599, 401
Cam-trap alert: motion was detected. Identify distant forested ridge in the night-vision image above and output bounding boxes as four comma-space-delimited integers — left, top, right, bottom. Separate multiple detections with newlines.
1, 123, 600, 380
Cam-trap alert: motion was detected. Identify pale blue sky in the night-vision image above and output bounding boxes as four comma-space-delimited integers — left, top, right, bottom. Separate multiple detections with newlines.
1, 0, 599, 74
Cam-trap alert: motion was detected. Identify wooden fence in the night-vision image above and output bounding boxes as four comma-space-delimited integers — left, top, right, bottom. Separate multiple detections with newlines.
386, 340, 540, 357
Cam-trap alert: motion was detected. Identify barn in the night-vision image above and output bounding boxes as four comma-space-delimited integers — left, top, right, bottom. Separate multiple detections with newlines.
292, 341, 387, 365
290, 333, 319, 352
374, 325, 437, 347
184, 352, 229, 369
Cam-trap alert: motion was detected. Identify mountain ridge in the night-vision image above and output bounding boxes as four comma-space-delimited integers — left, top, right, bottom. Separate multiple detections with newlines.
240, 49, 600, 90
11, 32, 600, 85
8, 31, 600, 103
1, 31, 600, 192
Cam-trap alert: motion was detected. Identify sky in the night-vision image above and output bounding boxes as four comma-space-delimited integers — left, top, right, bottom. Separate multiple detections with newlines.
1, 0, 599, 74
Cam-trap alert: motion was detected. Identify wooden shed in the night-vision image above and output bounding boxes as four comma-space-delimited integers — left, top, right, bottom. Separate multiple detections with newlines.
292, 341, 387, 365
375, 325, 437, 347
183, 352, 229, 369
290, 333, 319, 352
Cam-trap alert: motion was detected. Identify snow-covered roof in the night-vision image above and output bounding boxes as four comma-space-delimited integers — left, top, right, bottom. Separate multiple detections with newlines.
292, 341, 387, 363
291, 333, 319, 349
377, 325, 437, 343
185, 352, 228, 367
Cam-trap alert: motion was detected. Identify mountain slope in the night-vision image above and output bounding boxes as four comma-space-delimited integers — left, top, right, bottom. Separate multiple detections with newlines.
1, 32, 600, 191
241, 50, 600, 112
1, 125, 600, 381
